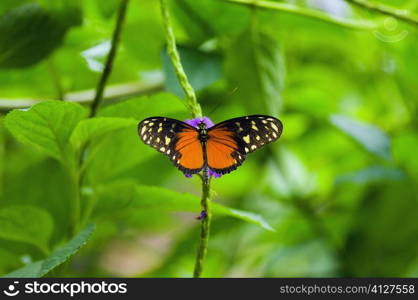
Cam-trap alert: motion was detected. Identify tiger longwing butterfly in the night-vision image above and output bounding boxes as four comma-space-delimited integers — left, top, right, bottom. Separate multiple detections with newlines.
138, 115, 283, 183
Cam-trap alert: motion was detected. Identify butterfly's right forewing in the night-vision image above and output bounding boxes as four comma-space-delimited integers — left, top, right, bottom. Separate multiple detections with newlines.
138, 117, 204, 174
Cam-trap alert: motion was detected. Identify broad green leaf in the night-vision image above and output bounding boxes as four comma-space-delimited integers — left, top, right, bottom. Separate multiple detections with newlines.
2, 260, 44, 278
88, 94, 189, 183
4, 101, 86, 162
0, 2, 81, 68
84, 128, 156, 184
225, 29, 285, 115
213, 205, 274, 232
39, 224, 95, 276
70, 117, 138, 149
162, 46, 222, 98
2, 224, 95, 278
331, 114, 391, 160
0, 205, 53, 254
0, 248, 21, 275
2, 158, 75, 245
94, 183, 274, 231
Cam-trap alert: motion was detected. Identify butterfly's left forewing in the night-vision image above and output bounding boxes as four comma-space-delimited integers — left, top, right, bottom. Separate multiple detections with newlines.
138, 117, 204, 174
207, 115, 283, 174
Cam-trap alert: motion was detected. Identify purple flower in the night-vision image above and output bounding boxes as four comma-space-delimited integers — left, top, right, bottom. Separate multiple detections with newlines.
184, 116, 214, 128
208, 169, 222, 178
195, 210, 207, 220
182, 116, 222, 179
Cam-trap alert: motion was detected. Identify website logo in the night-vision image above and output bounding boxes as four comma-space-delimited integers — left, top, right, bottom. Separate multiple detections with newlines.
373, 17, 408, 43
3, 281, 20, 297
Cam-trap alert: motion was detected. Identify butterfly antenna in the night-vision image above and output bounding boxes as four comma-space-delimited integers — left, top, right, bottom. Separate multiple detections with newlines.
206, 87, 238, 117
206, 99, 223, 117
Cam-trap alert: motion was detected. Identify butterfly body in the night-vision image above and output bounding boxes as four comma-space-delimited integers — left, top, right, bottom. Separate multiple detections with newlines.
138, 115, 283, 183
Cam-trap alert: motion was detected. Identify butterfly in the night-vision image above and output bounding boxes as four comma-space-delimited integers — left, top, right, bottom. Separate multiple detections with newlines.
138, 115, 283, 183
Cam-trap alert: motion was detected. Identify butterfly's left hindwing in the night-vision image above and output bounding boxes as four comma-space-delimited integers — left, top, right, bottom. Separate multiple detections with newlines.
138, 117, 204, 174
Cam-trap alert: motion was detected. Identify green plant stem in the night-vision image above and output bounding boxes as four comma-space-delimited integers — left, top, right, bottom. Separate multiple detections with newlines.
160, 0, 202, 118
73, 0, 130, 236
221, 0, 377, 30
193, 177, 212, 278
159, 0, 211, 277
89, 0, 129, 117
345, 0, 418, 27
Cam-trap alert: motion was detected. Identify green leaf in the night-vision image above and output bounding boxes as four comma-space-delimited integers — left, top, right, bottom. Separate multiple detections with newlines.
2, 158, 75, 245
225, 29, 285, 115
0, 205, 53, 254
70, 117, 138, 149
38, 224, 95, 276
84, 128, 157, 184
2, 260, 44, 278
2, 224, 95, 278
171, 0, 250, 41
213, 205, 274, 232
331, 114, 391, 160
162, 46, 222, 98
4, 101, 86, 162
0, 2, 82, 68
94, 183, 274, 231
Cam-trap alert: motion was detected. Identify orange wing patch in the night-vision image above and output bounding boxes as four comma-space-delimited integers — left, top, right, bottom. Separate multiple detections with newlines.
207, 127, 244, 174
175, 129, 204, 172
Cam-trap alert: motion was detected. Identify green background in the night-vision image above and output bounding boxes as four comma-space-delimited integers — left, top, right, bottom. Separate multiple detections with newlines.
0, 0, 417, 277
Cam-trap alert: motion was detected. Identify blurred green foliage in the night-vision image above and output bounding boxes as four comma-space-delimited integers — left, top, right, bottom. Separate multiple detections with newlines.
0, 0, 417, 277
